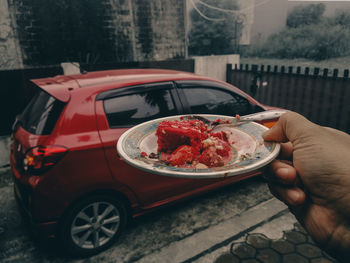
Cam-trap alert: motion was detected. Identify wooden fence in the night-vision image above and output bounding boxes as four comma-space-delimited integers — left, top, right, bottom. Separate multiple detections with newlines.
227, 64, 350, 133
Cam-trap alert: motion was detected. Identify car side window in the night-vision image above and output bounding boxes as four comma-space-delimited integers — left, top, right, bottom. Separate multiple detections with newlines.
103, 87, 177, 127
180, 87, 251, 116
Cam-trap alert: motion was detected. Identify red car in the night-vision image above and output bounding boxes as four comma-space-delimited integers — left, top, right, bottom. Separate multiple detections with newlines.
10, 69, 277, 256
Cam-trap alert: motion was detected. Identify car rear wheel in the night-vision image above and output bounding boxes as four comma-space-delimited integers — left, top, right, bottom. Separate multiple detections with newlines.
58, 194, 127, 256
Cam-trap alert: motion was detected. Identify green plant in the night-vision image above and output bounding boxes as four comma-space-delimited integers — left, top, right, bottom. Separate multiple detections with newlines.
188, 0, 241, 56
286, 3, 326, 28
245, 4, 350, 60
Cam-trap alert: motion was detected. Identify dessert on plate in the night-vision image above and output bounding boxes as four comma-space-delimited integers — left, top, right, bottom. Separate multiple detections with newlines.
153, 119, 234, 168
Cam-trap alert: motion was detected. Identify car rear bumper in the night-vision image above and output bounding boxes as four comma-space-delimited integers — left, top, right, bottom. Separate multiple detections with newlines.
14, 180, 57, 239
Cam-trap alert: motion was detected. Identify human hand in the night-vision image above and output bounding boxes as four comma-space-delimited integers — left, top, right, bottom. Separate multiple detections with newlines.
263, 111, 350, 261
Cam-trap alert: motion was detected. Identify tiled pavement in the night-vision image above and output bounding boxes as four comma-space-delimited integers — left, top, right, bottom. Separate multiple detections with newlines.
213, 223, 338, 263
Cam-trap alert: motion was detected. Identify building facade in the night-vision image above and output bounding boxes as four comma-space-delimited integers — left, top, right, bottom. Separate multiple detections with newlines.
0, 0, 187, 69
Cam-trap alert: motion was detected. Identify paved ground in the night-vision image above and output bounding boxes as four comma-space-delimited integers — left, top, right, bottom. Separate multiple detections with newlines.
0, 136, 339, 262
194, 216, 338, 263
0, 136, 10, 168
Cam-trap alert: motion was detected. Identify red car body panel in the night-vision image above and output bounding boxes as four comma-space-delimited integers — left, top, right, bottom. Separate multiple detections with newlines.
11, 69, 276, 239
95, 101, 195, 206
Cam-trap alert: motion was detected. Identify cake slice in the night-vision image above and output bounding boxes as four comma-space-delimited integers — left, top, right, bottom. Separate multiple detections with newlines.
155, 119, 233, 168
156, 120, 208, 153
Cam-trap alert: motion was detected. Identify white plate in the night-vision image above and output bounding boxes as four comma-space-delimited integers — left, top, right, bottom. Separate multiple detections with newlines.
117, 115, 280, 178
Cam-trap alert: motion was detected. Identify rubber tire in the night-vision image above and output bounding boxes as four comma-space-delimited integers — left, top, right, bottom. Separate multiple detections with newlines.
57, 194, 127, 257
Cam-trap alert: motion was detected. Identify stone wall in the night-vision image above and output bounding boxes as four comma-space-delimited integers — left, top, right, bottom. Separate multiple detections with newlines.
0, 0, 186, 69
11, 0, 129, 66
0, 0, 22, 69
132, 0, 186, 61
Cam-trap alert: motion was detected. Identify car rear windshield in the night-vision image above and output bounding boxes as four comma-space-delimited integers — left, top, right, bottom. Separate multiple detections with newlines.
20, 90, 65, 135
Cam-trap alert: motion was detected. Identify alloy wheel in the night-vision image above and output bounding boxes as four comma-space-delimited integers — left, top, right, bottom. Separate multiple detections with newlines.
70, 201, 120, 249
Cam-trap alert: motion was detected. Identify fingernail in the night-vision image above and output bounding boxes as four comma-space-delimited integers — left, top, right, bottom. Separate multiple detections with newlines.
289, 190, 301, 204
277, 168, 290, 179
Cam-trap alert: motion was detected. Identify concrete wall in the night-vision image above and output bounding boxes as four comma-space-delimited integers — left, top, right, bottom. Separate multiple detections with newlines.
193, 54, 240, 82
0, 0, 22, 69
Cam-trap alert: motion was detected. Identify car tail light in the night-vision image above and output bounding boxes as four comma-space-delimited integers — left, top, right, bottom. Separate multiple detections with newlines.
23, 146, 68, 175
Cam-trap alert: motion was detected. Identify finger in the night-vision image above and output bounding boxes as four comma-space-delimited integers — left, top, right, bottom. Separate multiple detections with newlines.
263, 111, 315, 143
279, 142, 293, 160
268, 183, 306, 206
269, 160, 297, 185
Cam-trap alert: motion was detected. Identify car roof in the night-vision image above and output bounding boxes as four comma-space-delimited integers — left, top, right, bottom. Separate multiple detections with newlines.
30, 68, 214, 102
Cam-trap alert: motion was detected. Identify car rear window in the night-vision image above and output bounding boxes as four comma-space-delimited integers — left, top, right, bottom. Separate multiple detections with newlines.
20, 90, 65, 135
104, 88, 177, 127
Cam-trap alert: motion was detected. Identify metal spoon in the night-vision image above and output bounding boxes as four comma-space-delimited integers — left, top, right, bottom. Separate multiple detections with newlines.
186, 109, 287, 130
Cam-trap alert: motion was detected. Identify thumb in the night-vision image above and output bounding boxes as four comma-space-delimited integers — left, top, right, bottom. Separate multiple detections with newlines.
263, 111, 314, 143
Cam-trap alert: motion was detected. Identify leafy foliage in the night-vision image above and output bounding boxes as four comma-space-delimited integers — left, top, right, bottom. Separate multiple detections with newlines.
286, 3, 326, 28
188, 0, 241, 56
245, 4, 350, 60
331, 9, 350, 27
